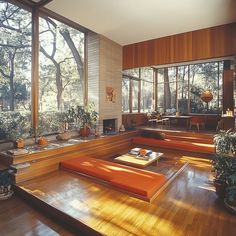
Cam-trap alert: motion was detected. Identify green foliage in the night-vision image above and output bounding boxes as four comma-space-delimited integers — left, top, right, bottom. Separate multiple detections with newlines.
212, 154, 236, 184
0, 111, 31, 141
0, 170, 12, 187
225, 186, 236, 206
65, 103, 98, 129
37, 112, 67, 137
213, 130, 236, 206
213, 130, 236, 155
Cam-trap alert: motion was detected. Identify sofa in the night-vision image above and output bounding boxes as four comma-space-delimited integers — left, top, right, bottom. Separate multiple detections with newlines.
132, 136, 215, 154
60, 156, 167, 201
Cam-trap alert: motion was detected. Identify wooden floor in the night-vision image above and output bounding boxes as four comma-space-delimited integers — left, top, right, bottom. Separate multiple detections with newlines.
0, 195, 75, 236
3, 150, 234, 236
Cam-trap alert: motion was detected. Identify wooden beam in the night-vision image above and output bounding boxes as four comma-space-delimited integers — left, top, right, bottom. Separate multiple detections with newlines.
36, 0, 53, 8
31, 6, 39, 138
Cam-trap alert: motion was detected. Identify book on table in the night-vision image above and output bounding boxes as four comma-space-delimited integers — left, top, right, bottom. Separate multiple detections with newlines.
129, 147, 152, 158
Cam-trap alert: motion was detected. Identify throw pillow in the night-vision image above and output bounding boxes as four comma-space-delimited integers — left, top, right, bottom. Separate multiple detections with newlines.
141, 131, 166, 140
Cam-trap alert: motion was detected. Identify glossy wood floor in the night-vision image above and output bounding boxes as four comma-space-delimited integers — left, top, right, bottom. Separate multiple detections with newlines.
10, 150, 236, 236
0, 195, 75, 236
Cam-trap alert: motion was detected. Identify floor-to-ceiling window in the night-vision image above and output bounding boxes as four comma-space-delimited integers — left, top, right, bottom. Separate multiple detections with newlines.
0, 1, 86, 141
38, 16, 85, 136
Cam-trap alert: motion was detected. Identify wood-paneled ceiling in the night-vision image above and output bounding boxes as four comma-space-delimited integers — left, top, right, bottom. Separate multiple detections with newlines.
32, 0, 236, 46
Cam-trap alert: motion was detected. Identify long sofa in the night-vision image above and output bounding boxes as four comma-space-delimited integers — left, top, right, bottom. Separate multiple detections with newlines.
60, 156, 167, 201
132, 136, 215, 154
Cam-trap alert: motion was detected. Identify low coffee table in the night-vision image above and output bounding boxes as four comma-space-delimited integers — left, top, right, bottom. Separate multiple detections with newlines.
114, 152, 163, 168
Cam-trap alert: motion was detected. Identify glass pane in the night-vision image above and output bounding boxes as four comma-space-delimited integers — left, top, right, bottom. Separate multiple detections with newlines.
141, 81, 153, 112
177, 66, 189, 114
157, 83, 164, 113
122, 77, 130, 113
141, 67, 153, 82
189, 62, 222, 114
39, 17, 85, 134
166, 67, 176, 113
0, 2, 32, 141
157, 69, 164, 112
132, 80, 139, 112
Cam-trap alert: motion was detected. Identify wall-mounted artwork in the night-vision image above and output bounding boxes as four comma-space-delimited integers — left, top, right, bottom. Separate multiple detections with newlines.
106, 86, 116, 103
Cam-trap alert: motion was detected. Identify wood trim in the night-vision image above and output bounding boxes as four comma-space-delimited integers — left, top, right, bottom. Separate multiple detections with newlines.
223, 69, 234, 112
0, 132, 138, 182
31, 6, 39, 136
123, 23, 236, 69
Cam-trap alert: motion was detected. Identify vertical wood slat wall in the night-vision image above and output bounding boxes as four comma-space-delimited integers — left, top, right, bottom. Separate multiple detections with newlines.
123, 23, 236, 70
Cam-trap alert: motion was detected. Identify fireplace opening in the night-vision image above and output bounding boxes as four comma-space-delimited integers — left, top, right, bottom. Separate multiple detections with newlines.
103, 119, 117, 135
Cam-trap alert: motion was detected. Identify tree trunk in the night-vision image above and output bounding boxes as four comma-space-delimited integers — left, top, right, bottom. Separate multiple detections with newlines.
40, 46, 64, 111
164, 67, 171, 111
55, 63, 63, 111
9, 51, 16, 111
60, 28, 84, 88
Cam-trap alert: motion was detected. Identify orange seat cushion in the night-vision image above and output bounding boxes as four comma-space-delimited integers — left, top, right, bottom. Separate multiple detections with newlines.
110, 173, 166, 198
61, 156, 167, 198
132, 137, 215, 154
61, 156, 114, 181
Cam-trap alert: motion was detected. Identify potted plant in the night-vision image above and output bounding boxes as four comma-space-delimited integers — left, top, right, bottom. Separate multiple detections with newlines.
64, 103, 98, 137
213, 130, 236, 198
213, 129, 236, 156
0, 169, 14, 200
212, 154, 231, 198
225, 173, 236, 214
76, 104, 98, 137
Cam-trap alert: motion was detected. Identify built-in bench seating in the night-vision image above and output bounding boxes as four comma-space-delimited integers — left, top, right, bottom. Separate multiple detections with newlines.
60, 156, 167, 201
132, 136, 215, 154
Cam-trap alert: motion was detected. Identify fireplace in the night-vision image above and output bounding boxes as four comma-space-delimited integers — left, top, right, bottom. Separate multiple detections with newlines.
103, 119, 117, 135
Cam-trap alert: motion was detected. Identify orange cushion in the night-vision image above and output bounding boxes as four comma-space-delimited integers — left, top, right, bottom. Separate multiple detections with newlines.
132, 137, 215, 154
61, 156, 167, 198
61, 156, 114, 181
110, 174, 166, 198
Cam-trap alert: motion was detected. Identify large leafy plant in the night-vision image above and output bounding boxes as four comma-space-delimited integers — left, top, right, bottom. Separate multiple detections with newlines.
213, 130, 236, 155
65, 103, 98, 129
213, 130, 236, 205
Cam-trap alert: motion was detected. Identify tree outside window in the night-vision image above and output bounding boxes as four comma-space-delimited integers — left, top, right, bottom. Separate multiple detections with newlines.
0, 1, 86, 141
0, 2, 32, 141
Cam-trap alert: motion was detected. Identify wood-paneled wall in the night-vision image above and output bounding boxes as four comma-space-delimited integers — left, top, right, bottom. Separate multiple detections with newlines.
123, 23, 236, 69
122, 113, 148, 129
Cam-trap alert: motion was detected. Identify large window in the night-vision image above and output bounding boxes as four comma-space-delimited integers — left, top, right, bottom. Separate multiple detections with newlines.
123, 61, 223, 114
38, 16, 85, 135
140, 68, 153, 112
122, 67, 154, 113
122, 77, 130, 113
189, 62, 223, 114
0, 2, 32, 141
0, 1, 85, 141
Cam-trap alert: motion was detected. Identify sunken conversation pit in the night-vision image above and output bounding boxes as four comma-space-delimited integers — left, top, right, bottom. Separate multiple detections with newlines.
60, 156, 167, 202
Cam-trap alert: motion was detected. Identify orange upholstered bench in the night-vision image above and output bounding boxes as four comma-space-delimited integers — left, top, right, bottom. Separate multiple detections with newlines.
132, 136, 215, 154
60, 156, 167, 201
